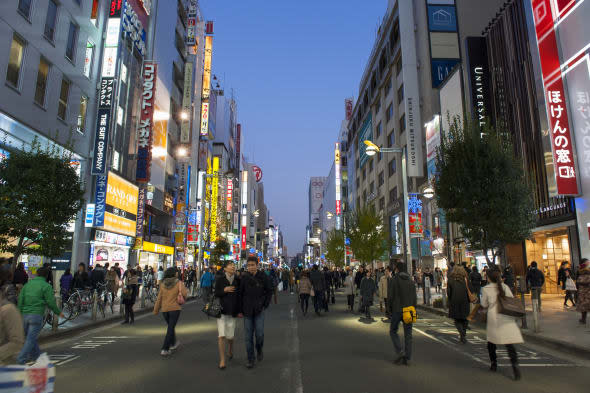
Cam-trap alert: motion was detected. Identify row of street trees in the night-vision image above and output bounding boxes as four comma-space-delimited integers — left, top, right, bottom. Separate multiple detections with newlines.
322, 116, 536, 268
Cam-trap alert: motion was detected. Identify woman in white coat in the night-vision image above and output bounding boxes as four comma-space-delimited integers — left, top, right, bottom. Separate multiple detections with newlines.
344, 270, 355, 311
481, 270, 523, 381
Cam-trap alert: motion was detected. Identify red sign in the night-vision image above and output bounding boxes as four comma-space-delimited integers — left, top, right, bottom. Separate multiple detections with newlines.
136, 62, 157, 182
531, 0, 579, 195
336, 200, 341, 215
206, 21, 214, 35
345, 98, 353, 121
409, 212, 423, 237
187, 225, 198, 244
241, 226, 247, 249
252, 166, 263, 182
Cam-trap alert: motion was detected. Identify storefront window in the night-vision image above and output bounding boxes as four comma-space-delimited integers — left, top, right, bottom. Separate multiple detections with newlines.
525, 228, 571, 294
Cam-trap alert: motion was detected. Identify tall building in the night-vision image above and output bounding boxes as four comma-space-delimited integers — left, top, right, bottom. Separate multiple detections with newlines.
308, 176, 327, 236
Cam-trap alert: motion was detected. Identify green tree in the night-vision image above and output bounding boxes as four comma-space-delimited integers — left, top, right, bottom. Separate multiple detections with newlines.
324, 229, 345, 267
210, 238, 231, 267
434, 116, 536, 267
0, 143, 84, 269
345, 206, 389, 265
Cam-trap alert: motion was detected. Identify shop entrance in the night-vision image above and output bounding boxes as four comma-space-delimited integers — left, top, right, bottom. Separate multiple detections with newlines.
525, 227, 572, 295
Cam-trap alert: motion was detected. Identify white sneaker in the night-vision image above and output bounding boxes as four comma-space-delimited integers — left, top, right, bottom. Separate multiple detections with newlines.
170, 341, 180, 351
160, 350, 171, 356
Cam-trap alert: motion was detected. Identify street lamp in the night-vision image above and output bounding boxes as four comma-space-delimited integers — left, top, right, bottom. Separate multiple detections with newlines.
180, 111, 189, 121
253, 209, 260, 218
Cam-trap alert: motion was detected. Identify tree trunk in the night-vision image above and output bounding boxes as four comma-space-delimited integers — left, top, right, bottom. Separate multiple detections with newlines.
11, 235, 26, 273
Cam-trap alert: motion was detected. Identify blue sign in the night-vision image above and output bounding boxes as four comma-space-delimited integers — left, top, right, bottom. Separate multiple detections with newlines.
93, 175, 107, 227
85, 204, 95, 227
431, 59, 460, 88
345, 238, 350, 246
258, 252, 263, 257
427, 6, 457, 32
0, 147, 10, 162
249, 248, 256, 254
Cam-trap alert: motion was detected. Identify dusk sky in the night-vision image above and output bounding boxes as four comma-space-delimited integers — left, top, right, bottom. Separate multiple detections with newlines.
200, 0, 388, 255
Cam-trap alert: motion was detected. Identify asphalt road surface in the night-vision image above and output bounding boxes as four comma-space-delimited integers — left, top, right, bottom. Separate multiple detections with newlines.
41, 291, 589, 393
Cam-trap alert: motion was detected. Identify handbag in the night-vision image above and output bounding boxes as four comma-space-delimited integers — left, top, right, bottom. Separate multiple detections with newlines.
565, 277, 577, 291
497, 293, 525, 318
202, 293, 222, 318
177, 281, 186, 305
402, 306, 417, 324
465, 278, 477, 304
310, 287, 315, 297
467, 303, 487, 323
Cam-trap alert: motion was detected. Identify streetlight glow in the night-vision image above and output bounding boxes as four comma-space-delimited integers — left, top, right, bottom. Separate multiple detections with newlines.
423, 187, 435, 199
363, 140, 380, 156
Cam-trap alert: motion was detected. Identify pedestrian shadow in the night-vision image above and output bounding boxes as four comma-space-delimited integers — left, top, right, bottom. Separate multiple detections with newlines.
358, 317, 377, 324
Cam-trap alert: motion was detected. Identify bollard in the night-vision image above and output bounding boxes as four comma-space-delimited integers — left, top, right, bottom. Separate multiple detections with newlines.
52, 294, 61, 332
91, 290, 98, 321
520, 291, 528, 329
140, 285, 146, 309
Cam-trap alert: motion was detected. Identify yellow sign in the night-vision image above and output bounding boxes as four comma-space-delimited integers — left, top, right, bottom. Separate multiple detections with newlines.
202, 36, 213, 100
211, 156, 220, 242
105, 172, 139, 237
142, 241, 174, 255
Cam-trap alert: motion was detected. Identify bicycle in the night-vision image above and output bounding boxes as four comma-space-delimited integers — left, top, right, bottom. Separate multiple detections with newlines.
62, 288, 93, 322
144, 284, 158, 304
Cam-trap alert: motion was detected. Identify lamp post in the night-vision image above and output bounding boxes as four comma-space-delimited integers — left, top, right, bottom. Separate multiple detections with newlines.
363, 141, 434, 274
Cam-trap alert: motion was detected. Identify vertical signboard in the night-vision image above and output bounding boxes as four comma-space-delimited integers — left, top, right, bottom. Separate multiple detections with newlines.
91, 78, 116, 175
466, 37, 491, 128
186, 0, 197, 46
136, 62, 157, 182
93, 175, 108, 227
426, 0, 460, 88
241, 170, 248, 250
134, 188, 145, 248
530, 0, 579, 195
400, 1, 424, 177
226, 179, 233, 212
345, 98, 353, 121
210, 157, 220, 242
408, 194, 424, 238
180, 62, 193, 143
335, 143, 342, 230
236, 124, 242, 168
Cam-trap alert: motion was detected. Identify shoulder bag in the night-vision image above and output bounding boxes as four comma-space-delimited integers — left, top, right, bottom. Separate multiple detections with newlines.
201, 281, 221, 319
177, 281, 186, 305
497, 289, 525, 318
467, 303, 487, 323
465, 278, 477, 303
565, 277, 577, 291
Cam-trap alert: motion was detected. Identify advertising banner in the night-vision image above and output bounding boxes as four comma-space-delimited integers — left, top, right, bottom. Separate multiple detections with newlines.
252, 165, 263, 182
202, 36, 213, 101
134, 188, 145, 247
186, 0, 197, 46
136, 62, 157, 182
200, 102, 209, 137
93, 175, 108, 227
227, 179, 233, 212
335, 143, 342, 220
466, 37, 491, 128
104, 171, 139, 237
358, 114, 373, 168
180, 62, 193, 143
345, 98, 353, 121
426, 0, 460, 88
91, 108, 112, 175
531, 0, 579, 195
122, 0, 147, 56
210, 157, 220, 242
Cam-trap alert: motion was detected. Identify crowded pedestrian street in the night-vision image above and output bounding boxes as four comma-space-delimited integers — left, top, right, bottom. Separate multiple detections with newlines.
28, 290, 589, 393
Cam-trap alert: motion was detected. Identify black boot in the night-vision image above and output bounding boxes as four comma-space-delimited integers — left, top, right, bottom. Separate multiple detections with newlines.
490, 362, 497, 372
512, 364, 521, 381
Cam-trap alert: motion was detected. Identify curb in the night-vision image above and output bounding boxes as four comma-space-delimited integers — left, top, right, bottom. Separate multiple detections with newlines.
39, 295, 199, 344
416, 304, 590, 360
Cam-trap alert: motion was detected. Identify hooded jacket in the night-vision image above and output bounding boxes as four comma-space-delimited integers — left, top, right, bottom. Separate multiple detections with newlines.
153, 278, 188, 314
387, 272, 417, 314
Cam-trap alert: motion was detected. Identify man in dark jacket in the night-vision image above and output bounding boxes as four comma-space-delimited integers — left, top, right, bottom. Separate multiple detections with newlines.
387, 262, 417, 366
526, 261, 545, 311
90, 263, 106, 290
309, 265, 326, 316
215, 261, 240, 369
73, 263, 90, 290
238, 256, 273, 369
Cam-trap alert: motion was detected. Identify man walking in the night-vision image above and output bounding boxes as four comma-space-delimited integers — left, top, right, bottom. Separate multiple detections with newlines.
526, 261, 545, 311
387, 262, 417, 366
238, 256, 273, 369
309, 265, 326, 316
17, 267, 63, 364
200, 268, 215, 299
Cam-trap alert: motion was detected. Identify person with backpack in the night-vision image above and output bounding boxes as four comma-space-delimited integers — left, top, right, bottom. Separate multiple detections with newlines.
215, 261, 240, 369
153, 268, 188, 356
387, 262, 417, 366
238, 256, 273, 369
16, 267, 63, 364
481, 269, 522, 381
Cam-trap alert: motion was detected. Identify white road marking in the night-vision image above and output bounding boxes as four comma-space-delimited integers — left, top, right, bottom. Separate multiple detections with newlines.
282, 303, 304, 393
56, 355, 80, 366
414, 327, 487, 365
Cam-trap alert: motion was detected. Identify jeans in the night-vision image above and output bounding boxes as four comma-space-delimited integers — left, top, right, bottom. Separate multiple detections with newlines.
313, 291, 325, 313
162, 310, 181, 350
244, 311, 265, 362
300, 294, 310, 314
17, 314, 44, 364
390, 312, 413, 360
531, 287, 542, 310
487, 342, 518, 365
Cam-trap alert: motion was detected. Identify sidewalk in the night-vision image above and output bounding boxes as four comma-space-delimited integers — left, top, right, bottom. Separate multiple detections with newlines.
416, 287, 590, 358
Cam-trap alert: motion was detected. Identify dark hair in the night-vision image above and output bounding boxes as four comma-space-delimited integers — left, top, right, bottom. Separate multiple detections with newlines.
164, 267, 177, 279
395, 262, 406, 273
224, 261, 235, 268
37, 267, 50, 280
487, 269, 505, 297
472, 266, 478, 273
531, 261, 538, 268
246, 256, 258, 264
16, 262, 25, 271
64, 268, 71, 275
0, 265, 12, 286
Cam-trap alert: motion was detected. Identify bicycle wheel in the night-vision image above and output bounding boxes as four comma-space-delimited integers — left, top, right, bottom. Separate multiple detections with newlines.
62, 301, 76, 321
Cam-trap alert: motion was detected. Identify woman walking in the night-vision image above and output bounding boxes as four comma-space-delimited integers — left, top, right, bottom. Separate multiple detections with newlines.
576, 258, 590, 325
59, 268, 74, 304
447, 267, 471, 344
481, 270, 523, 381
298, 271, 312, 316
214, 261, 239, 369
469, 266, 482, 302
344, 270, 355, 312
360, 270, 377, 319
153, 268, 188, 356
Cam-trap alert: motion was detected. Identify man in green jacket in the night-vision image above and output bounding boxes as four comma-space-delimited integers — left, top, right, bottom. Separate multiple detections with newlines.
17, 266, 63, 364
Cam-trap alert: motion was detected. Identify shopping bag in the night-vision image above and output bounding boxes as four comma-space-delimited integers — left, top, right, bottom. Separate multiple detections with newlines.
0, 353, 55, 393
565, 277, 577, 291
277, 282, 283, 292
